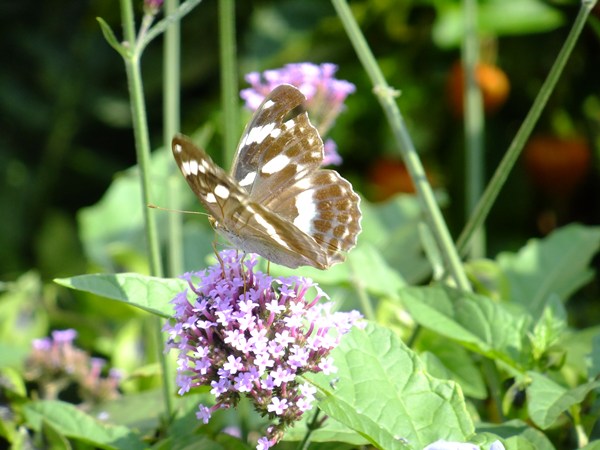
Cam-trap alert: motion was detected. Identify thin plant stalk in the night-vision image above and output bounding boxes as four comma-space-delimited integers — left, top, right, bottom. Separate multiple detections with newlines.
462, 0, 486, 259
331, 0, 471, 292
456, 0, 598, 256
164, 0, 184, 277
219, 0, 239, 168
119, 0, 170, 418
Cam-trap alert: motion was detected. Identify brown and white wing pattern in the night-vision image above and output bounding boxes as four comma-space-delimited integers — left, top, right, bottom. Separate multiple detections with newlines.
172, 84, 361, 269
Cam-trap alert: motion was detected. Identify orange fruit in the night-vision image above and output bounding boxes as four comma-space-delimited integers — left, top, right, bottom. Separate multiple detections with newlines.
523, 134, 591, 196
447, 61, 510, 116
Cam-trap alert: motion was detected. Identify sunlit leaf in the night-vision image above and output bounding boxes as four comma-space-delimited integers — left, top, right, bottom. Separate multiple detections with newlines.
54, 273, 186, 318
308, 323, 474, 449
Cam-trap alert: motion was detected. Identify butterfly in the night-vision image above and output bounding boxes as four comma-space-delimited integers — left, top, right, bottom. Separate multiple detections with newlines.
172, 83, 361, 270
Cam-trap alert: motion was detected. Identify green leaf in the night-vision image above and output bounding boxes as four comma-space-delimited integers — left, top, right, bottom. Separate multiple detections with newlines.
433, 0, 564, 48
590, 334, 600, 379
0, 367, 27, 398
400, 285, 530, 369
477, 419, 555, 450
54, 273, 187, 318
527, 372, 600, 429
420, 343, 487, 400
90, 390, 164, 433
77, 150, 171, 270
497, 224, 600, 318
40, 419, 71, 450
23, 400, 145, 450
360, 195, 439, 283
96, 18, 128, 58
284, 410, 369, 445
308, 322, 474, 449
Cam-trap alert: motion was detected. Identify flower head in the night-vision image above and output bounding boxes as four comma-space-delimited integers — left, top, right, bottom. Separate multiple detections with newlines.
25, 329, 122, 407
164, 250, 362, 449
240, 63, 355, 165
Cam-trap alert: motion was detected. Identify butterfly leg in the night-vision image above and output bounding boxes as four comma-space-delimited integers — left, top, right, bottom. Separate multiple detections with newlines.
212, 241, 226, 277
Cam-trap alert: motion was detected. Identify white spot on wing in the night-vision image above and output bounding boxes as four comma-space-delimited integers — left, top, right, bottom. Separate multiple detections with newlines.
205, 193, 217, 203
263, 99, 275, 109
174, 144, 182, 153
181, 161, 191, 175
238, 171, 256, 187
242, 122, 277, 147
185, 160, 199, 175
270, 128, 282, 139
293, 190, 316, 234
283, 119, 295, 130
214, 184, 230, 199
261, 154, 290, 174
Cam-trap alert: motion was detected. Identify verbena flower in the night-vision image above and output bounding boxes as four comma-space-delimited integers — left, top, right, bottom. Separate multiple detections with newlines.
240, 62, 356, 166
25, 329, 122, 409
164, 250, 363, 449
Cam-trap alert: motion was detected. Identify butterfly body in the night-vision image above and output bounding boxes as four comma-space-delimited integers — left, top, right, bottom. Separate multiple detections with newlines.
172, 84, 361, 270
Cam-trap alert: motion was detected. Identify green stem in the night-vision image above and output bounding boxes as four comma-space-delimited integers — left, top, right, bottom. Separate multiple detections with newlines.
456, 0, 597, 255
164, 0, 184, 277
219, 0, 239, 168
119, 0, 171, 419
331, 0, 471, 292
462, 0, 486, 258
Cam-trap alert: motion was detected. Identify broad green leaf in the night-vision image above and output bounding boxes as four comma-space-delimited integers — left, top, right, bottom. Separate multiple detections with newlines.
433, 0, 564, 48
527, 372, 600, 429
284, 410, 369, 445
400, 285, 530, 369
272, 206, 407, 294
420, 342, 487, 400
40, 419, 71, 450
308, 323, 474, 449
361, 194, 439, 283
90, 390, 164, 433
477, 419, 555, 450
23, 400, 145, 450
54, 273, 186, 318
497, 224, 600, 318
581, 441, 600, 450
563, 326, 600, 379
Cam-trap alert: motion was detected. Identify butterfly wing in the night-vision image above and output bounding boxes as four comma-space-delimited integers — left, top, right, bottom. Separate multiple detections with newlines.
172, 134, 329, 268
172, 134, 245, 224
231, 83, 361, 267
231, 84, 323, 203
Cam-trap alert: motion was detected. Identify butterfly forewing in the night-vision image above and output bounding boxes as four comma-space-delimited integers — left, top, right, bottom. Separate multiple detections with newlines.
231, 85, 323, 204
172, 83, 361, 270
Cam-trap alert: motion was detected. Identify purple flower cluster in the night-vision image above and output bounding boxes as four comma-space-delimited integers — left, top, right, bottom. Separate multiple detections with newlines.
26, 329, 122, 407
164, 250, 362, 449
240, 63, 356, 166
